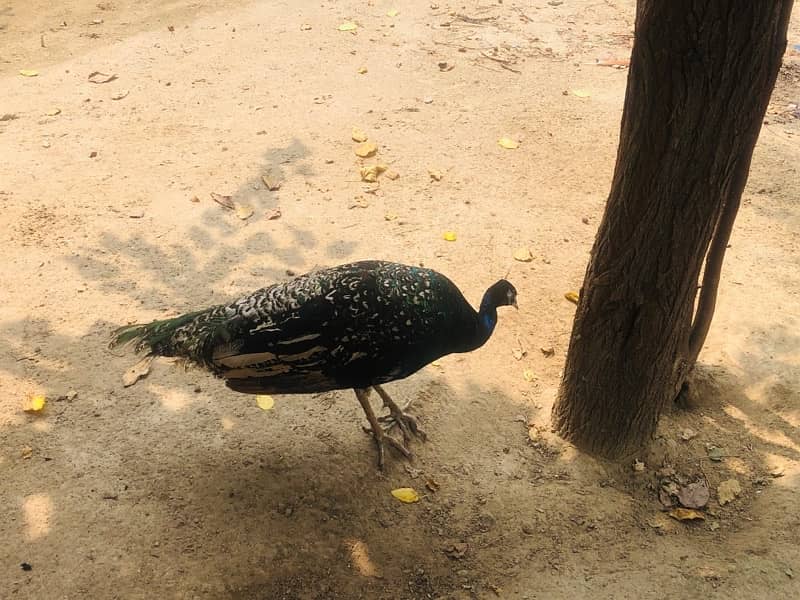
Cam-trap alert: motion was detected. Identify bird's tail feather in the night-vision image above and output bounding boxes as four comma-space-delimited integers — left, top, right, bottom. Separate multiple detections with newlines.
110, 310, 206, 355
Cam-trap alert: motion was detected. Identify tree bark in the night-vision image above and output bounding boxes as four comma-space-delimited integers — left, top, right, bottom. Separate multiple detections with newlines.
552, 0, 794, 459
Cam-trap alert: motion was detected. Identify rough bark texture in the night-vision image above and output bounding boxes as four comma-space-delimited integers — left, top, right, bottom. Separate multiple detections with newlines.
552, 0, 794, 459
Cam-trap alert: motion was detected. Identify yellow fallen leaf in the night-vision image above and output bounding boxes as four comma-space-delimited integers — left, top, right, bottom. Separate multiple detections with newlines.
498, 137, 519, 149
19, 69, 39, 77
387, 9, 399, 17
357, 66, 368, 74
717, 479, 741, 506
523, 369, 536, 382
256, 395, 275, 410
261, 174, 281, 191
572, 89, 591, 98
351, 127, 368, 142
359, 164, 386, 182
355, 141, 378, 158
513, 247, 533, 262
349, 197, 370, 209
338, 22, 358, 31
21, 446, 34, 459
443, 231, 457, 242
122, 355, 154, 387
668, 508, 705, 521
234, 203, 254, 220
45, 108, 61, 116
391, 487, 420, 503
428, 169, 443, 181
23, 394, 46, 413
384, 213, 398, 221
564, 291, 579, 305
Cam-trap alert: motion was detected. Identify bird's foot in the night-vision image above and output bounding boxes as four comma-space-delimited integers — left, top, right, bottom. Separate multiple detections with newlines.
373, 385, 427, 444
355, 387, 414, 470
368, 426, 413, 471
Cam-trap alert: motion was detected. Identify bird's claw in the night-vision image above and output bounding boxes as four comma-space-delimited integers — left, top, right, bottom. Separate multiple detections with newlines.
370, 427, 413, 470
355, 386, 424, 470
377, 410, 427, 444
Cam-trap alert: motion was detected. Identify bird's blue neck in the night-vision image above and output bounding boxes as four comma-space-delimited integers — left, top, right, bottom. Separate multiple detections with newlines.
475, 293, 499, 346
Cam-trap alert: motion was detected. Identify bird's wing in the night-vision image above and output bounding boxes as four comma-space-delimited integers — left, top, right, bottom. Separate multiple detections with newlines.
207, 291, 336, 369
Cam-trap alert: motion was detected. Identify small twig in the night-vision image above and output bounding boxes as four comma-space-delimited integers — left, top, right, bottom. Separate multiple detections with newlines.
512, 6, 533, 23
499, 62, 522, 74
454, 13, 497, 24
479, 51, 522, 73
480, 50, 513, 64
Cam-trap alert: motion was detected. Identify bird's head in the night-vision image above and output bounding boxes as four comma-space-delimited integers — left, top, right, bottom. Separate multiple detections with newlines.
481, 279, 518, 312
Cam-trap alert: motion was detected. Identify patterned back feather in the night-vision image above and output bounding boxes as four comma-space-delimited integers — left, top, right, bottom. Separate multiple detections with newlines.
110, 260, 516, 394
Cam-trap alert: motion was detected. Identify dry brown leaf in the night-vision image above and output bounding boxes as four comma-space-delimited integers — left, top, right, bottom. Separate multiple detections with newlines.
261, 174, 282, 191
384, 169, 399, 180
360, 164, 387, 182
111, 90, 129, 100
211, 192, 234, 210
668, 507, 705, 521
677, 480, 710, 509
349, 197, 369, 209
351, 128, 368, 142
717, 479, 741, 505
428, 169, 443, 181
540, 347, 555, 357
88, 71, 118, 84
265, 208, 282, 220
21, 446, 34, 459
425, 478, 440, 493
122, 355, 154, 387
354, 141, 378, 158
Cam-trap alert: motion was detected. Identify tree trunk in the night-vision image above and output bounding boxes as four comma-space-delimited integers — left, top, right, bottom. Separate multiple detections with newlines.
552, 0, 794, 459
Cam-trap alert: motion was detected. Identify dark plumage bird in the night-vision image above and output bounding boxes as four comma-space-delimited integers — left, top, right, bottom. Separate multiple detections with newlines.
111, 260, 517, 467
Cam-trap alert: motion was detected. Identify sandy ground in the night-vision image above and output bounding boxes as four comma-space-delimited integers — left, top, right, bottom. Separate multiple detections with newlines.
2, 1, 800, 598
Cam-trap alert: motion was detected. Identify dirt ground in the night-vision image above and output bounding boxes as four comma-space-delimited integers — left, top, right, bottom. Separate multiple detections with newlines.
2, 1, 799, 598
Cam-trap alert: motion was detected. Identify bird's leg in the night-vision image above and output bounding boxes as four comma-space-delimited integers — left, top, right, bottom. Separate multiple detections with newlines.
354, 388, 412, 469
372, 384, 427, 443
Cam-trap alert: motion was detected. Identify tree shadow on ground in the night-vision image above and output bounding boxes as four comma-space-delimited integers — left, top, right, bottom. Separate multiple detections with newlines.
2, 303, 800, 598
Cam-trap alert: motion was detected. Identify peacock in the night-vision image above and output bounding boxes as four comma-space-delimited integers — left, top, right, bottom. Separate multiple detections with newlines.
111, 260, 517, 467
